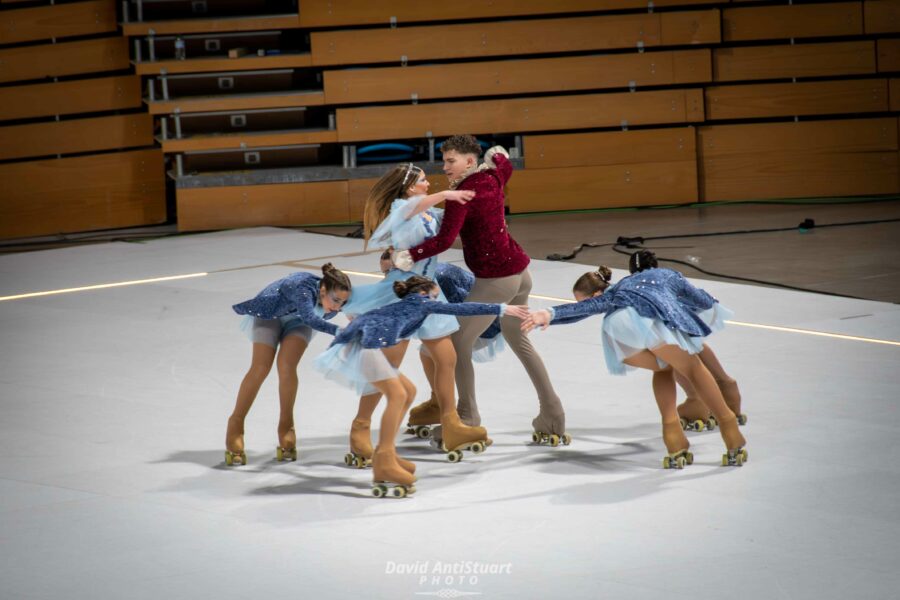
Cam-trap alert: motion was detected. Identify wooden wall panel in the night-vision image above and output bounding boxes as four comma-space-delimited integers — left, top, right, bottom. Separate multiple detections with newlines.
705, 79, 887, 120
701, 152, 898, 201
524, 128, 696, 169
0, 37, 130, 85
723, 2, 863, 42
878, 39, 900, 72
865, 0, 900, 34
121, 14, 300, 36
507, 161, 698, 213
298, 0, 721, 27
0, 0, 117, 45
176, 181, 351, 230
714, 41, 876, 81
699, 119, 899, 201
325, 50, 711, 105
312, 10, 719, 66
0, 76, 142, 122
0, 114, 154, 161
891, 78, 900, 111
698, 118, 898, 156
0, 149, 166, 240
337, 89, 704, 142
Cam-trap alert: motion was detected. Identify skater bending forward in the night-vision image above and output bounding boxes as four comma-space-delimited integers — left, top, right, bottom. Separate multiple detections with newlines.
522, 259, 748, 468
226, 264, 351, 465
315, 275, 528, 496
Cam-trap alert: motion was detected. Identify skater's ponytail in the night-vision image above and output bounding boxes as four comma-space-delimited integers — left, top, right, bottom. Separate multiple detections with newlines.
393, 275, 437, 298
573, 265, 613, 297
363, 163, 425, 249
628, 250, 658, 274
321, 263, 352, 293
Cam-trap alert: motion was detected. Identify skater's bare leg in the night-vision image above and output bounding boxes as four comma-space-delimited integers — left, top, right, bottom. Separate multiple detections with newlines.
275, 335, 307, 451
228, 342, 276, 455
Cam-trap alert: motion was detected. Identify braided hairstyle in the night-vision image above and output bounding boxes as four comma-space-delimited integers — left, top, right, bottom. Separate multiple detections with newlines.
393, 275, 437, 298
572, 265, 613, 297
628, 250, 659, 274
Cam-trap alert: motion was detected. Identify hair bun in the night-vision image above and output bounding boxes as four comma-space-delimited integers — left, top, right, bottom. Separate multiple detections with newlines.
597, 266, 612, 282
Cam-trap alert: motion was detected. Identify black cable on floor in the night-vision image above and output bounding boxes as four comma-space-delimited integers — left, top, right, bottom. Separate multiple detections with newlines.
547, 216, 900, 300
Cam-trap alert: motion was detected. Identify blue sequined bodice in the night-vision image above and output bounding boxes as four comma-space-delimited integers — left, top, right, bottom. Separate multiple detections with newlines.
233, 272, 339, 335
331, 294, 502, 349
550, 268, 717, 337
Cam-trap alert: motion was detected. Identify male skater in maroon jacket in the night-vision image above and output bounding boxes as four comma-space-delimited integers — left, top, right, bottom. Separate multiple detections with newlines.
394, 135, 566, 438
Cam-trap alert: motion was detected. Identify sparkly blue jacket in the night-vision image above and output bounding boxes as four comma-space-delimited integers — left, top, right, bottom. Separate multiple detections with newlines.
549, 268, 718, 337
331, 293, 504, 349
232, 272, 339, 335
434, 263, 502, 340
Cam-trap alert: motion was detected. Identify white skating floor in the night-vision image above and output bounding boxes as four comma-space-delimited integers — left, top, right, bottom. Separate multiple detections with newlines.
1, 227, 899, 600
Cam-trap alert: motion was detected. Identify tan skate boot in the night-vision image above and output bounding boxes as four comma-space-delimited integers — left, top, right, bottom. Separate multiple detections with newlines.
344, 418, 373, 468
441, 412, 490, 463
718, 414, 748, 466
717, 379, 747, 425
662, 418, 693, 469
396, 455, 416, 474
677, 396, 716, 431
225, 416, 247, 466
405, 394, 441, 439
371, 446, 417, 498
275, 424, 297, 462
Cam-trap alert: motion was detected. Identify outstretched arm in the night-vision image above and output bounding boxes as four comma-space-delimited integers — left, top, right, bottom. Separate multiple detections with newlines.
425, 301, 529, 320
406, 190, 474, 218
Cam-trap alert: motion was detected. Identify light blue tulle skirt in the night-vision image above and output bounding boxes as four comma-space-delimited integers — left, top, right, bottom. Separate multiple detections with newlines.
313, 342, 397, 396
343, 269, 459, 340
600, 303, 733, 375
472, 334, 506, 363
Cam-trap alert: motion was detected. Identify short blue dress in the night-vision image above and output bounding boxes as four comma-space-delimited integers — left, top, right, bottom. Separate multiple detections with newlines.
548, 268, 732, 375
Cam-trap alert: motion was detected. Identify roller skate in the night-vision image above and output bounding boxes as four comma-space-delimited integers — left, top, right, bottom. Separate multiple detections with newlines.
344, 418, 373, 468
677, 396, 717, 432
531, 409, 571, 447
371, 446, 417, 498
224, 416, 247, 466
404, 394, 441, 440
719, 414, 748, 466
440, 412, 491, 463
718, 379, 747, 425
275, 424, 297, 462
661, 419, 693, 469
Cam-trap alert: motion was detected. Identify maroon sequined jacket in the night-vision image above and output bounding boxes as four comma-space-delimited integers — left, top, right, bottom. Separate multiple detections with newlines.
408, 154, 531, 278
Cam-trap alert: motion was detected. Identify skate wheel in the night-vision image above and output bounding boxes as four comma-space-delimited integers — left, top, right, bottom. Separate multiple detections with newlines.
406, 485, 416, 495
663, 456, 671, 469
354, 456, 368, 469
738, 414, 748, 426
240, 452, 246, 465
741, 448, 748, 462
416, 427, 432, 440
722, 454, 729, 466
531, 432, 541, 444
372, 485, 387, 498
447, 450, 463, 463
276, 447, 283, 461
685, 451, 694, 465
289, 448, 297, 461
735, 453, 744, 466
225, 452, 234, 466
549, 434, 560, 447
470, 441, 485, 454
561, 434, 572, 445
693, 420, 705, 432
706, 419, 716, 431
676, 456, 686, 469
344, 453, 353, 466
679, 417, 688, 431
392, 486, 407, 498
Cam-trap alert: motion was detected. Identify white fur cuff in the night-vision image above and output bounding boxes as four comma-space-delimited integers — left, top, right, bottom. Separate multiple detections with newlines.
483, 145, 509, 169
393, 250, 414, 271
